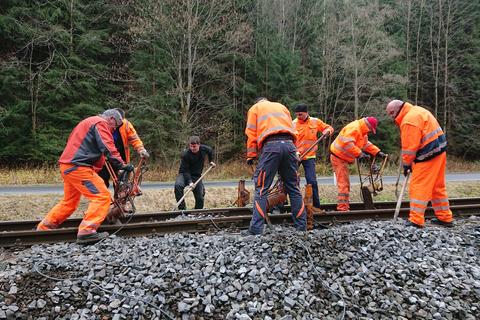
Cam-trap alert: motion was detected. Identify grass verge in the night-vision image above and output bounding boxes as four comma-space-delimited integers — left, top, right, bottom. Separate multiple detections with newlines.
1, 156, 479, 185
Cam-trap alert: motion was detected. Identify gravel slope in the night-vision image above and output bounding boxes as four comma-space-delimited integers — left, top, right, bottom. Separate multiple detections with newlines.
1, 217, 479, 319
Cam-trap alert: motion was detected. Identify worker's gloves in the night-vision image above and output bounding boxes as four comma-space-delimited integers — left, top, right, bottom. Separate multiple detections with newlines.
377, 151, 387, 158
187, 182, 195, 190
358, 152, 371, 160
246, 158, 255, 166
322, 128, 332, 136
139, 149, 150, 159
122, 164, 135, 172
209, 161, 216, 167
403, 165, 412, 177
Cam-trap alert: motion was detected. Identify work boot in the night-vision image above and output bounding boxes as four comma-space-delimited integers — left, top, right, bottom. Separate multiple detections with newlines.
405, 221, 424, 229
430, 218, 454, 228
240, 229, 259, 236
76, 232, 109, 245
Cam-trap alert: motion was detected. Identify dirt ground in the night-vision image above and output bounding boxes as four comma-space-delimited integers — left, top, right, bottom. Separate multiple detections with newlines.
1, 181, 479, 221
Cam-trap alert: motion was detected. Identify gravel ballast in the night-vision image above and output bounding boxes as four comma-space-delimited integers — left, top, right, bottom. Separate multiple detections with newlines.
0, 217, 479, 319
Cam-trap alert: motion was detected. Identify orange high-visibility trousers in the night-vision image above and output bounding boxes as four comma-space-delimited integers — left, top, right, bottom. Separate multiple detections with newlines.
330, 154, 350, 211
37, 164, 111, 236
409, 152, 453, 226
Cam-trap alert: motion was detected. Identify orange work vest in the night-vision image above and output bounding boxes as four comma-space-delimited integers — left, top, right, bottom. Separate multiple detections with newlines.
118, 119, 145, 162
329, 118, 379, 163
245, 100, 296, 159
294, 116, 333, 160
395, 102, 447, 166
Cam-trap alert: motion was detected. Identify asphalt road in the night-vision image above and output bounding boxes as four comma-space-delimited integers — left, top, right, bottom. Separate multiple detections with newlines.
0, 173, 478, 195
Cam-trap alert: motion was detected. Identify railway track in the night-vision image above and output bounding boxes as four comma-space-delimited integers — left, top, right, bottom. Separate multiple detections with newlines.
1, 198, 479, 247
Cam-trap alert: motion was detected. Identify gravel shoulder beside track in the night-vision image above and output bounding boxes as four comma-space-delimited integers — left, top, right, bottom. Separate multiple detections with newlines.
1, 217, 479, 319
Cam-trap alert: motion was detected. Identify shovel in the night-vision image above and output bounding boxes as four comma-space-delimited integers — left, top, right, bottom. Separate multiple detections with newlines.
172, 163, 216, 211
394, 170, 410, 221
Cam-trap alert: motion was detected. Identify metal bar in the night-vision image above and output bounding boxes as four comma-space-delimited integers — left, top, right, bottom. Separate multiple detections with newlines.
2, 197, 479, 232
1, 204, 479, 247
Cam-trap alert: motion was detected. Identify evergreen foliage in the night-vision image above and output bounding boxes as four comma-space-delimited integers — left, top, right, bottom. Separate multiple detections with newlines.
0, 0, 479, 165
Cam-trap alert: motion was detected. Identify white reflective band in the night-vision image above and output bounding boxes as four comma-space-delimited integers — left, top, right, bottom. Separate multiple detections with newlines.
338, 193, 349, 197
410, 206, 425, 213
258, 127, 294, 142
258, 112, 289, 123
416, 141, 447, 161
411, 198, 429, 206
246, 123, 256, 129
333, 141, 356, 158
421, 127, 443, 144
80, 220, 99, 228
432, 205, 450, 211
431, 198, 449, 204
402, 149, 417, 155
339, 136, 354, 143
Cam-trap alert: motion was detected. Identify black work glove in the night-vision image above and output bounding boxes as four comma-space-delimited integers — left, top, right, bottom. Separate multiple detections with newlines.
123, 164, 134, 172
377, 151, 386, 158
358, 152, 370, 160
403, 165, 412, 177
246, 158, 255, 166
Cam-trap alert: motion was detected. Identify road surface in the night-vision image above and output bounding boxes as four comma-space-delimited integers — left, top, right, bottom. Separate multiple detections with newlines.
0, 173, 478, 195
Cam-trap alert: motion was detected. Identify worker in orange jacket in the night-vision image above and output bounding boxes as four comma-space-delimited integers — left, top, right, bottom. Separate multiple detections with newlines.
386, 100, 453, 228
245, 97, 306, 235
36, 109, 132, 244
329, 117, 385, 211
293, 104, 333, 209
98, 108, 149, 187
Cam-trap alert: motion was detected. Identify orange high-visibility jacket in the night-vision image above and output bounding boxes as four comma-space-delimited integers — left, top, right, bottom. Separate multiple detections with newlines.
329, 118, 380, 163
245, 100, 297, 159
294, 116, 333, 160
118, 119, 145, 162
395, 102, 447, 166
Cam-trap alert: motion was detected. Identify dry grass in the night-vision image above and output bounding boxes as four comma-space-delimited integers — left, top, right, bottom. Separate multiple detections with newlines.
2, 181, 479, 221
1, 155, 479, 185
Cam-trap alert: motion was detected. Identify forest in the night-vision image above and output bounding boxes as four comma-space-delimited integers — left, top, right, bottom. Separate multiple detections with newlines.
1, 0, 479, 167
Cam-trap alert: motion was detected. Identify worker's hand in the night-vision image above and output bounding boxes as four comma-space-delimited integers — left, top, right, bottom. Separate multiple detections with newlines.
139, 149, 150, 159
246, 158, 255, 166
322, 128, 332, 136
122, 164, 134, 172
188, 182, 195, 190
358, 152, 370, 160
209, 161, 216, 167
377, 151, 387, 158
403, 165, 412, 177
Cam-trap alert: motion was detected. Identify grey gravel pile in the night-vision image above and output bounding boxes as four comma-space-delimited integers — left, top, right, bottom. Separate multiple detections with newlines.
0, 217, 479, 320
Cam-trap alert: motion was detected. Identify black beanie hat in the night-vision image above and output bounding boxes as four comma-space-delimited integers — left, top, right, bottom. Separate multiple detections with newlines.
294, 104, 308, 113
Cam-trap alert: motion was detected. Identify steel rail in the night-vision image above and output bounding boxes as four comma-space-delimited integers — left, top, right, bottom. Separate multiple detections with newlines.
1, 203, 479, 247
1, 197, 479, 233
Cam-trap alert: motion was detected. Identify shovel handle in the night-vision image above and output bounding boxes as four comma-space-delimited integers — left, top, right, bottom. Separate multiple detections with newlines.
172, 163, 215, 211
394, 170, 410, 221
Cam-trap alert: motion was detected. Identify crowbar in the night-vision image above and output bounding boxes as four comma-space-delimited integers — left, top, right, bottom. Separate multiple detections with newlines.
298, 133, 328, 160
172, 163, 216, 211
394, 170, 410, 221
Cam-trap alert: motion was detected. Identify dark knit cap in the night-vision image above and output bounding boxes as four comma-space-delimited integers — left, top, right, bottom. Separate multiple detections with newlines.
294, 104, 308, 113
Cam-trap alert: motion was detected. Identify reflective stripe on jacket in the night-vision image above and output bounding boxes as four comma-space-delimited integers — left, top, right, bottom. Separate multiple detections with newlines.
395, 102, 447, 166
118, 119, 145, 162
293, 117, 333, 160
245, 101, 297, 159
329, 118, 380, 163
